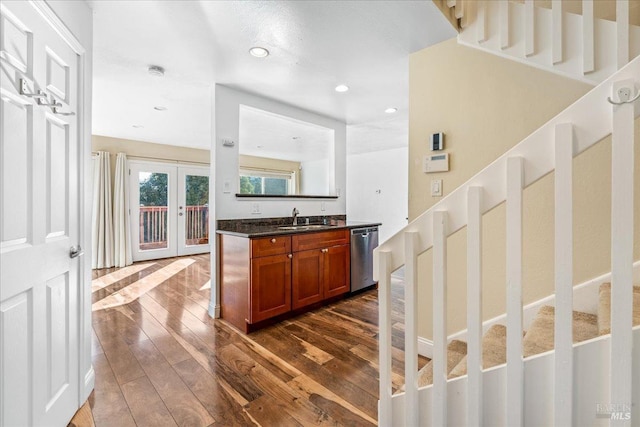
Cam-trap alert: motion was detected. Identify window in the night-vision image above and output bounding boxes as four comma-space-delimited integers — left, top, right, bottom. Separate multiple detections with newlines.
239, 168, 296, 195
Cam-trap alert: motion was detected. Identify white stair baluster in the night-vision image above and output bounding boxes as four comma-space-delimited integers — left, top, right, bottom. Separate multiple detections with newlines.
552, 0, 563, 64
554, 123, 574, 426
506, 157, 524, 426
404, 231, 420, 427
610, 79, 635, 426
500, 1, 509, 49
377, 250, 393, 426
477, 0, 487, 43
525, 0, 534, 57
617, 0, 629, 70
467, 187, 483, 426
583, 0, 595, 73
432, 211, 448, 427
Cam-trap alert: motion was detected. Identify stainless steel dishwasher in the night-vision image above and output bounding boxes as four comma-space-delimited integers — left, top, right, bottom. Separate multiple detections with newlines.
350, 226, 379, 292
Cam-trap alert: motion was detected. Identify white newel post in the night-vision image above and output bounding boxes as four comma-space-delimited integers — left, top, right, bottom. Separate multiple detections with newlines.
378, 250, 393, 426
404, 231, 420, 426
609, 79, 635, 426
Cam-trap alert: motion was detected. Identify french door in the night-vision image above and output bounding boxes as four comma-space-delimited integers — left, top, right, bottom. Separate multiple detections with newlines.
129, 161, 209, 261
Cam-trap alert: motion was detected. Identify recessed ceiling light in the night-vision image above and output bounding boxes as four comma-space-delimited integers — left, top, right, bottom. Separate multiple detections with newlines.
256, 145, 263, 149
292, 136, 300, 140
154, 106, 167, 111
335, 84, 349, 93
132, 124, 144, 129
148, 65, 165, 77
249, 47, 269, 58
385, 107, 398, 114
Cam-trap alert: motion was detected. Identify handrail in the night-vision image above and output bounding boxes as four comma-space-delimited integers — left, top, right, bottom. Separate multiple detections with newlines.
373, 55, 640, 280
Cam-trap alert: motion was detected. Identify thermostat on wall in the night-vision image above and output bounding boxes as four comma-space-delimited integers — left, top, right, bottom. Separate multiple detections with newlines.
431, 132, 444, 151
423, 152, 449, 173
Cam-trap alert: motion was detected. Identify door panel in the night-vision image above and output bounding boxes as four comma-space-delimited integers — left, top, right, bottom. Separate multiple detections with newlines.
250, 254, 291, 323
292, 249, 323, 309
0, 2, 80, 426
177, 167, 210, 256
130, 162, 176, 261
323, 245, 350, 298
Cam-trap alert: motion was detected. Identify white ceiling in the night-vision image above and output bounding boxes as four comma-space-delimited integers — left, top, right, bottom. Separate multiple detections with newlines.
89, 0, 455, 153
239, 105, 333, 163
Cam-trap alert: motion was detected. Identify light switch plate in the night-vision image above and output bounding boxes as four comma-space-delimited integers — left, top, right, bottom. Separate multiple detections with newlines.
223, 180, 231, 193
251, 203, 260, 214
431, 179, 443, 197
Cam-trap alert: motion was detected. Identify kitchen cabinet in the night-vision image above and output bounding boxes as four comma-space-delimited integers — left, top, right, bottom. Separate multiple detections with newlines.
292, 231, 350, 309
220, 229, 350, 332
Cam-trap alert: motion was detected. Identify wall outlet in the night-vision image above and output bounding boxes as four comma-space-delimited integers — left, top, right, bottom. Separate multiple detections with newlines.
223, 180, 231, 193
321, 202, 326, 211
431, 179, 443, 197
251, 203, 260, 214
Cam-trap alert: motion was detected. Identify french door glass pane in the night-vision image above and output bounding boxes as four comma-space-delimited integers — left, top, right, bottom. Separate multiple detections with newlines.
184, 175, 209, 246
139, 172, 168, 250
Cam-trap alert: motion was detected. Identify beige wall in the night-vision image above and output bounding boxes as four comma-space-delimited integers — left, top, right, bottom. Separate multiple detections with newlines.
92, 135, 210, 180
409, 38, 640, 339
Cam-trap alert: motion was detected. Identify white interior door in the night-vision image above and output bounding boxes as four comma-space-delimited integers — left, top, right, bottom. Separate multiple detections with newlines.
177, 166, 210, 256
1, 1, 81, 425
129, 161, 177, 261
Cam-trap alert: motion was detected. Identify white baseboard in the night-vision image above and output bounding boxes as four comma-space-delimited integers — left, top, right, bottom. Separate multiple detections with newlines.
418, 336, 433, 359
416, 260, 640, 358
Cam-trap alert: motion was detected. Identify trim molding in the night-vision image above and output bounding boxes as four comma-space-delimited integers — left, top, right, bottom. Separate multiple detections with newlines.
30, 1, 85, 54
418, 336, 433, 358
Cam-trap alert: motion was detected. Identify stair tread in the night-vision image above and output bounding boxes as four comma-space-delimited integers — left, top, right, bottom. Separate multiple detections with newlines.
597, 283, 640, 335
449, 324, 507, 379
522, 305, 598, 358
414, 340, 467, 388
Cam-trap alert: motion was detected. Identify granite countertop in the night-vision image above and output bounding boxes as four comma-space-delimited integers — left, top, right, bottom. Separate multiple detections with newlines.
216, 216, 381, 238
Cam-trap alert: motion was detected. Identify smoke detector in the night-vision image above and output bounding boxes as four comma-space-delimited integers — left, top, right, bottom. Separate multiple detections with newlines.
148, 65, 165, 77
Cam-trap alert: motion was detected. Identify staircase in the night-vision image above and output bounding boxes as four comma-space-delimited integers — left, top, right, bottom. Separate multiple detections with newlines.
375, 2, 640, 425
410, 283, 640, 388
434, 0, 640, 84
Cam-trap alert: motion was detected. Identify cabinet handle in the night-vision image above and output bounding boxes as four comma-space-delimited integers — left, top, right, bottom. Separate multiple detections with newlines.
321, 248, 328, 253
271, 238, 276, 243
288, 254, 293, 259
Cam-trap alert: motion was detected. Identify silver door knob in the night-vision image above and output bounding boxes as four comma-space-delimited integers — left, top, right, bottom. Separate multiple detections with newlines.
70, 246, 84, 259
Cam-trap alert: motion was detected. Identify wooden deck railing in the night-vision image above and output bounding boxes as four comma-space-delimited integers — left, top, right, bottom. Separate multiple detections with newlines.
139, 206, 208, 249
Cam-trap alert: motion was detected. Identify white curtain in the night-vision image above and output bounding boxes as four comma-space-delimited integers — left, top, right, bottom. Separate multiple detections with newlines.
92, 151, 114, 269
113, 153, 132, 267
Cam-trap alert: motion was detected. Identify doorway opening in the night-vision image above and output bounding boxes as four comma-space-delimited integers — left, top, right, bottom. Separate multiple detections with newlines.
129, 161, 210, 261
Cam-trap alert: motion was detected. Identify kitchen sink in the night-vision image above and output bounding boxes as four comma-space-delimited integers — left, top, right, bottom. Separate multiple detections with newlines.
278, 224, 333, 231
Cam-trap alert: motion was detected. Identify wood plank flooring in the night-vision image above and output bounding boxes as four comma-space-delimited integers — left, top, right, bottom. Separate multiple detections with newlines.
90, 254, 426, 426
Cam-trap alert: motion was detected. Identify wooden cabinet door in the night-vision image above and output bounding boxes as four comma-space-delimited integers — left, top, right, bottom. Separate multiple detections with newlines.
292, 249, 323, 309
323, 245, 351, 298
250, 254, 292, 323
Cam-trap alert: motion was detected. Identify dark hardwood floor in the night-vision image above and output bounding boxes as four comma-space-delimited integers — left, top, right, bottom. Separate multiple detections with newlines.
90, 254, 426, 426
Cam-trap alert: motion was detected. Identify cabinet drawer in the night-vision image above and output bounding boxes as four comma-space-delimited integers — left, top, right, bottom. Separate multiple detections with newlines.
292, 229, 349, 252
251, 235, 292, 258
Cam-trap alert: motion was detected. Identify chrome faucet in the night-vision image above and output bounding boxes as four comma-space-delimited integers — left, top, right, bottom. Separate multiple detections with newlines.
292, 207, 300, 225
